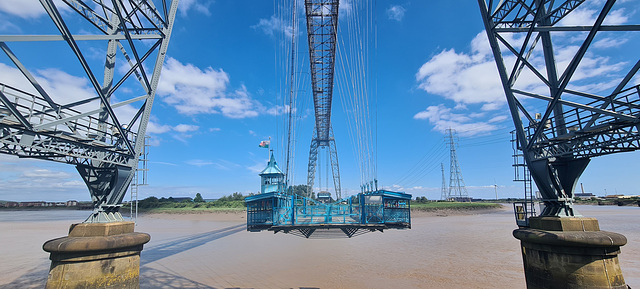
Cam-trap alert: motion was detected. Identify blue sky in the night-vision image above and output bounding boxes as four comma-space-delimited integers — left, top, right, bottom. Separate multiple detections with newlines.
1, 0, 639, 202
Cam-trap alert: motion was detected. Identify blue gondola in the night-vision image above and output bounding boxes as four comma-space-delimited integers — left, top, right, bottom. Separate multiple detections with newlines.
246, 151, 411, 238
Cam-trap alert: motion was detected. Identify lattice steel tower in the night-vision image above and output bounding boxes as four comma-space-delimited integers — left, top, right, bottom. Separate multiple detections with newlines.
0, 0, 178, 222
479, 0, 640, 217
440, 162, 448, 200
447, 129, 469, 201
305, 0, 342, 200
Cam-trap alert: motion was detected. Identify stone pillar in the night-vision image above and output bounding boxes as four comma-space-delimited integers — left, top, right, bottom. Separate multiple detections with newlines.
513, 217, 628, 289
43, 221, 150, 289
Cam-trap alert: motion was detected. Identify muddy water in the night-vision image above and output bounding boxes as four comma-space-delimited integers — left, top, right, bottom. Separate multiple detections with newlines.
0, 205, 637, 288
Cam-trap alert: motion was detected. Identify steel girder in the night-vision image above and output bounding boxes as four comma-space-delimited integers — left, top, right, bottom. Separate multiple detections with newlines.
305, 0, 338, 143
0, 0, 179, 222
304, 0, 342, 199
479, 0, 640, 216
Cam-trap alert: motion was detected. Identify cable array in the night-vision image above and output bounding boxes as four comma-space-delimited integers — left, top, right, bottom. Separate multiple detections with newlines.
392, 140, 448, 189
335, 1, 378, 189
274, 0, 310, 187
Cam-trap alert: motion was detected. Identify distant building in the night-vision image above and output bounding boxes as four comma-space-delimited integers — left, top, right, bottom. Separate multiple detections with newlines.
604, 195, 624, 199
19, 201, 46, 207
574, 193, 595, 198
66, 200, 78, 206
316, 191, 332, 203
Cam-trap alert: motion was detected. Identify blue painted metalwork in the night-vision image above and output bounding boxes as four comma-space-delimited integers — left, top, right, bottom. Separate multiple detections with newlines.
246, 190, 411, 238
259, 151, 286, 195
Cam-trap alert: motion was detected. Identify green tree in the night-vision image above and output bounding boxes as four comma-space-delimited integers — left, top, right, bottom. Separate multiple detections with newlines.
194, 193, 204, 203
139, 196, 159, 208
288, 185, 311, 198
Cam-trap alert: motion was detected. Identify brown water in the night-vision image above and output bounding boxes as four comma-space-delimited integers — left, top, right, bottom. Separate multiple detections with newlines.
0, 205, 637, 288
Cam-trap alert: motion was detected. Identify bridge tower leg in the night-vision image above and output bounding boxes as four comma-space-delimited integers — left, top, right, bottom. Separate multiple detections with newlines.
0, 0, 183, 286
77, 163, 133, 223
307, 126, 342, 200
478, 0, 633, 286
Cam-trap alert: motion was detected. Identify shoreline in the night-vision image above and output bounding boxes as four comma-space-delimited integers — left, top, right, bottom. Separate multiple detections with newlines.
135, 204, 507, 222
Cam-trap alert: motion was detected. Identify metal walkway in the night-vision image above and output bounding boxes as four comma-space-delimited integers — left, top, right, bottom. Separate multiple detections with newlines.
246, 190, 411, 238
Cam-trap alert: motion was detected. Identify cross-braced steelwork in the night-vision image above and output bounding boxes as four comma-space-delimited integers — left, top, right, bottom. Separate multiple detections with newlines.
305, 0, 342, 199
446, 129, 469, 202
478, 0, 640, 217
0, 0, 178, 222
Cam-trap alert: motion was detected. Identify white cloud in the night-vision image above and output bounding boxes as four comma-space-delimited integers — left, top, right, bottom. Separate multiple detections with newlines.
413, 104, 506, 137
0, 0, 41, 18
187, 159, 242, 170
339, 0, 352, 18
386, 5, 406, 21
0, 0, 70, 19
248, 160, 267, 173
603, 8, 629, 25
178, 0, 212, 17
0, 155, 86, 201
415, 22, 629, 134
157, 57, 261, 118
174, 124, 199, 133
252, 15, 293, 38
559, 7, 598, 26
146, 122, 172, 134
0, 63, 96, 109
416, 45, 505, 108
186, 159, 214, 167
593, 37, 628, 49
559, 4, 629, 26
265, 104, 291, 116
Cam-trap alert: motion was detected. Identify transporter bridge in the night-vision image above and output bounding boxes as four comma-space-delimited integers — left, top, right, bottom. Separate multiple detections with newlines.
246, 152, 411, 238
246, 0, 411, 238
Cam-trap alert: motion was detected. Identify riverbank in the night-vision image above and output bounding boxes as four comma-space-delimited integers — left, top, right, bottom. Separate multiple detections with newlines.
130, 201, 502, 215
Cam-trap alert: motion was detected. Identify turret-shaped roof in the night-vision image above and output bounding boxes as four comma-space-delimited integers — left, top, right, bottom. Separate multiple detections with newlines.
260, 151, 284, 176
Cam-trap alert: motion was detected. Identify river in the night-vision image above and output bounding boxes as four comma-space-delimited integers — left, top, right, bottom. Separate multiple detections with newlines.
0, 205, 637, 288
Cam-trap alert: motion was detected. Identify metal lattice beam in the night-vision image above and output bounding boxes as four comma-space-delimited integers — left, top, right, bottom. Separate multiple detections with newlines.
305, 0, 338, 142
479, 0, 640, 216
304, 0, 342, 199
0, 0, 179, 222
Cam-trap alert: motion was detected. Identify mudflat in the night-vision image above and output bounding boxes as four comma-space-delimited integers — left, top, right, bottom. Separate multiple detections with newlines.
0, 205, 638, 288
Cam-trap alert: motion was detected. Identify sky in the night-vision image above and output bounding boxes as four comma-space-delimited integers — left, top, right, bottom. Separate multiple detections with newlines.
1, 0, 639, 202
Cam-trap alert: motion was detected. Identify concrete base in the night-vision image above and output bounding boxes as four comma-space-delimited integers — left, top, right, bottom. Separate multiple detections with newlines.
43, 221, 150, 289
514, 217, 628, 289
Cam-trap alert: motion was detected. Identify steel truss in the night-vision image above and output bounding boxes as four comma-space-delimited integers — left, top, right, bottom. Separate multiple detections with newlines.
304, 0, 342, 199
479, 0, 640, 217
0, 0, 178, 222
307, 127, 341, 199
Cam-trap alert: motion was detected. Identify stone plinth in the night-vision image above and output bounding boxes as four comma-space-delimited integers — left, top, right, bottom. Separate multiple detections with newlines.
514, 216, 627, 289
43, 221, 150, 289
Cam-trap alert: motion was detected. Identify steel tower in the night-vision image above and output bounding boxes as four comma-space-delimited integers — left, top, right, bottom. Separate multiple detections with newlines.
0, 0, 178, 222
479, 0, 640, 217
304, 0, 342, 199
440, 162, 448, 200
446, 129, 469, 201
